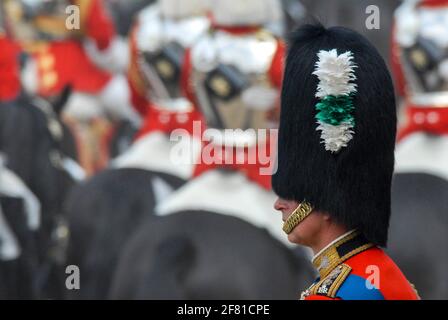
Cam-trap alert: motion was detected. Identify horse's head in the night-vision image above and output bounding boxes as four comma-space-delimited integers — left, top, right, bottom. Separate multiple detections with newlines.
0, 89, 84, 267
3, 90, 79, 200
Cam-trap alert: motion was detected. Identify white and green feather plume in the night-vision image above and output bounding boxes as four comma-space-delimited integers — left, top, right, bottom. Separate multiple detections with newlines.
312, 49, 357, 153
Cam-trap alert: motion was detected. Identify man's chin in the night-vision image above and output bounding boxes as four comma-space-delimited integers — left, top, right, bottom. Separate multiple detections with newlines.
287, 231, 304, 245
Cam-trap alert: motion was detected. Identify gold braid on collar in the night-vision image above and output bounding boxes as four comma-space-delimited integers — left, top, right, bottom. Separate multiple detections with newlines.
312, 231, 374, 279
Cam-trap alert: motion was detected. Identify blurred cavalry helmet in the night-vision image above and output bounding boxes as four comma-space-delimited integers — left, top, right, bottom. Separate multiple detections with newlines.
189, 0, 284, 147
134, 0, 211, 111
394, 0, 448, 106
211, 0, 282, 27
158, 0, 210, 19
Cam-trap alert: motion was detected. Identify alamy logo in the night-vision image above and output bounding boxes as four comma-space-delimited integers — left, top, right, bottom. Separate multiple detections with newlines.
169, 121, 278, 175
365, 5, 380, 30
365, 265, 380, 290
65, 265, 80, 290
65, 5, 80, 30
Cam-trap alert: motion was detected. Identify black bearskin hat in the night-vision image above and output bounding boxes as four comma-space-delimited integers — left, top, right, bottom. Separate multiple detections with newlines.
272, 24, 397, 247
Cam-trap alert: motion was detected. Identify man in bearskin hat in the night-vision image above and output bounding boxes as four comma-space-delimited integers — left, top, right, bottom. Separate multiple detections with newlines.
272, 24, 420, 300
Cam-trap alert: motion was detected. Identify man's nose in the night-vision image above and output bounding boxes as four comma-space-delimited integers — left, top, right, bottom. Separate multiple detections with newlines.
274, 198, 284, 211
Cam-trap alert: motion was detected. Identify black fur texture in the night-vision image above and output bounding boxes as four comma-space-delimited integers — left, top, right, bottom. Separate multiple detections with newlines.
272, 24, 397, 247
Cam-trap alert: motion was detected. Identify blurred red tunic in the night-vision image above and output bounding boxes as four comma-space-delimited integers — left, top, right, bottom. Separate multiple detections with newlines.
0, 34, 21, 101
23, 0, 115, 97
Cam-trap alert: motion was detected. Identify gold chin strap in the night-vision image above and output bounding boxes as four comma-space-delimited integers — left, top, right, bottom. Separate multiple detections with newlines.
282, 201, 313, 234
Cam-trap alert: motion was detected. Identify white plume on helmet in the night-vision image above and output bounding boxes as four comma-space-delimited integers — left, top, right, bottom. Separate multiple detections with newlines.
159, 0, 210, 19
211, 0, 282, 26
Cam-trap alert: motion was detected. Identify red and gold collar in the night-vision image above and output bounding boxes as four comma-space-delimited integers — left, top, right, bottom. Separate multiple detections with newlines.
312, 230, 374, 279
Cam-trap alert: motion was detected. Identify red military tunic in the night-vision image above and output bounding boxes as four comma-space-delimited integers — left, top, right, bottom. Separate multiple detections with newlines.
0, 34, 20, 101
22, 0, 115, 97
301, 231, 420, 300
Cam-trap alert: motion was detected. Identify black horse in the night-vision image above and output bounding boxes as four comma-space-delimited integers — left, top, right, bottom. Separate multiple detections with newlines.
109, 211, 313, 299
0, 193, 40, 299
65, 167, 184, 299
0, 91, 79, 299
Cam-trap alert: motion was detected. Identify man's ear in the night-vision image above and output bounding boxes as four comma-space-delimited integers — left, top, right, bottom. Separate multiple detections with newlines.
322, 212, 332, 221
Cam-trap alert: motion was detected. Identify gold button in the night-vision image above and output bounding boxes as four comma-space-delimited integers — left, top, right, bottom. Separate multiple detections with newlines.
38, 54, 55, 71
41, 71, 58, 89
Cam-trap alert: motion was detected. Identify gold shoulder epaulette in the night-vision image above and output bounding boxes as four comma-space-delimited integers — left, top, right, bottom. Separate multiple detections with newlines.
310, 264, 352, 298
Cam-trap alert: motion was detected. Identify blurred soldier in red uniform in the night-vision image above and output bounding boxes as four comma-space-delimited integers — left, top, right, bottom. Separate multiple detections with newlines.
4, 0, 138, 173
272, 24, 420, 300
126, 0, 210, 118
155, 0, 292, 247
6, 0, 133, 118
112, 0, 210, 186
391, 0, 448, 181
